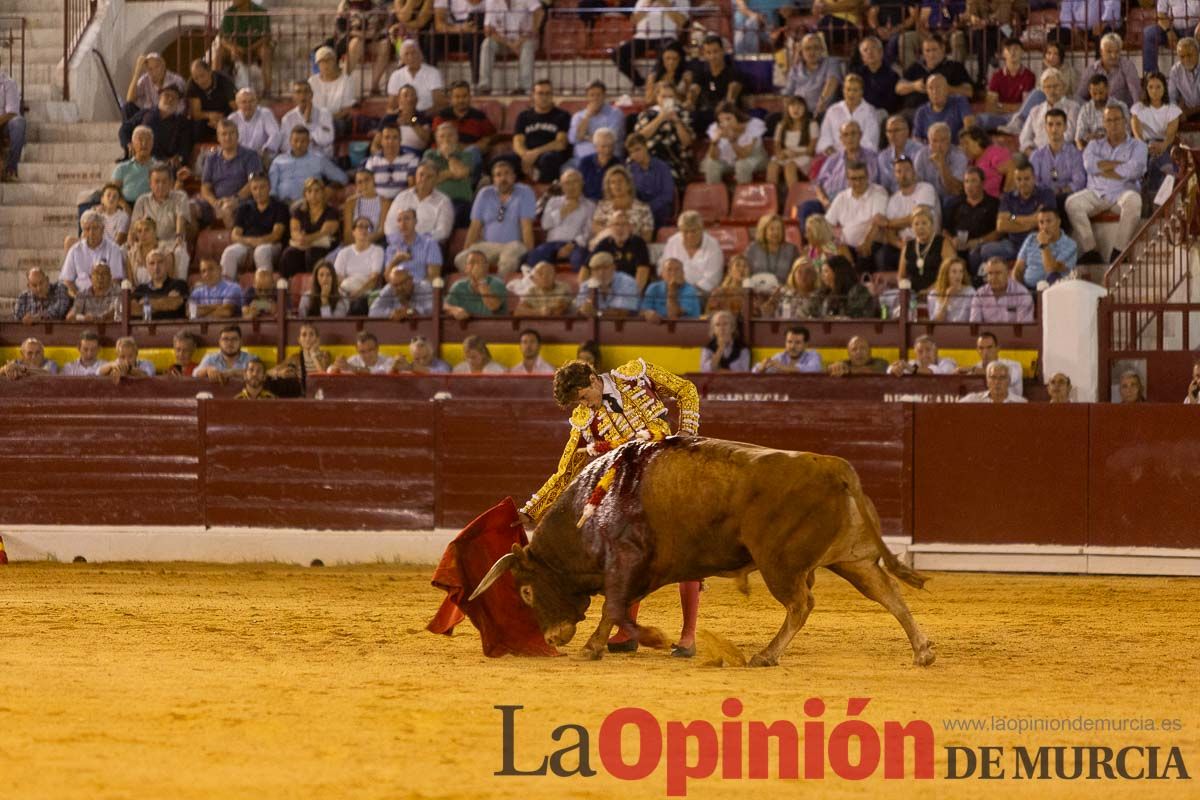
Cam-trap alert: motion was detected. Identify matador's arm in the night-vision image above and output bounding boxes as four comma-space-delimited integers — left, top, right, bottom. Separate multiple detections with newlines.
520, 420, 591, 524
644, 360, 700, 435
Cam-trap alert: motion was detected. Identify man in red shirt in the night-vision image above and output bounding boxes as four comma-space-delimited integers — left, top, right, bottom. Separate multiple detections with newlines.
980, 38, 1035, 132
431, 80, 496, 160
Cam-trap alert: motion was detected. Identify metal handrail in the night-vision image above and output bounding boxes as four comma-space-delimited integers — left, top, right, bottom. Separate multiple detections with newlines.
91, 49, 123, 116
63, 0, 98, 101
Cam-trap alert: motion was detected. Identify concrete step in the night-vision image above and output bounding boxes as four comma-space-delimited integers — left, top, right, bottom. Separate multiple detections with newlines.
22, 46, 63, 66
0, 181, 100, 206
24, 141, 124, 164
6, 12, 63, 30
0, 248, 64, 274
0, 270, 31, 298
20, 83, 57, 103
24, 101, 80, 123
15, 162, 106, 184
0, 205, 84, 228
29, 121, 115, 143
0, 225, 73, 250
27, 27, 61, 49
20, 62, 59, 85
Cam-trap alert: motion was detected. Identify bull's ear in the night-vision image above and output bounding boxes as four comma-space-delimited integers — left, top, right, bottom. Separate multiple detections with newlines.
510, 543, 533, 569
468, 552, 518, 602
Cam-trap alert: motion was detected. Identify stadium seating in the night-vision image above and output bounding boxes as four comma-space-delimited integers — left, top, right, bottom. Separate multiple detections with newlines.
728, 183, 778, 223
682, 182, 729, 223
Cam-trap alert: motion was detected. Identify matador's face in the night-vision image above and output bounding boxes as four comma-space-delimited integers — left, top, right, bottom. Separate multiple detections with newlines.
575, 375, 605, 411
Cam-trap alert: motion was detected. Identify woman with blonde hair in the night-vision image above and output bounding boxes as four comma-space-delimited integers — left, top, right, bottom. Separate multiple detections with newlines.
762, 256, 819, 319
803, 214, 853, 272
124, 217, 176, 285
898, 205, 955, 295
927, 257, 975, 322
590, 165, 655, 242
705, 253, 753, 319
745, 213, 800, 283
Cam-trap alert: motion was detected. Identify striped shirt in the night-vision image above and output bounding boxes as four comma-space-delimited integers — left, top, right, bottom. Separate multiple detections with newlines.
366, 151, 421, 199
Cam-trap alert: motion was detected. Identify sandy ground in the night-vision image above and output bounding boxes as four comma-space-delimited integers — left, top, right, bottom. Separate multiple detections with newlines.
0, 562, 1197, 800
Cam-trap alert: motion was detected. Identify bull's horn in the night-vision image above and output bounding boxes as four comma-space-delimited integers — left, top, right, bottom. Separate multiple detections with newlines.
468, 552, 518, 602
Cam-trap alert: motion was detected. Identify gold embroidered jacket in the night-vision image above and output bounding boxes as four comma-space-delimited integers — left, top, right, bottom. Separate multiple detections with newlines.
521, 358, 700, 522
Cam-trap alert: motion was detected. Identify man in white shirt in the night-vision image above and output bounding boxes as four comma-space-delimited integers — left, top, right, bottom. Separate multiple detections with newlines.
386, 161, 455, 244
276, 80, 335, 159
874, 155, 938, 271
661, 209, 724, 294
331, 331, 396, 374
62, 330, 104, 377
387, 40, 446, 112
817, 74, 880, 155
959, 360, 1028, 403
957, 330, 1025, 396
308, 46, 356, 124
826, 160, 889, 267
510, 329, 555, 374
61, 211, 126, 295
228, 88, 280, 158
1019, 68, 1080, 155
479, 0, 542, 95
0, 68, 25, 181
887, 335, 958, 376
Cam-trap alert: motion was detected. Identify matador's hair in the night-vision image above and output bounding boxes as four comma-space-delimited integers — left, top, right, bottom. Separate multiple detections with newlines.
553, 360, 598, 408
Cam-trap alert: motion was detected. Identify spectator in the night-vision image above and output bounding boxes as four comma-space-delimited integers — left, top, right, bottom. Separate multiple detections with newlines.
701, 102, 767, 185
815, 255, 877, 319
613, 0, 689, 89
762, 256, 819, 319
228, 88, 279, 160
1076, 33, 1142, 108
268, 126, 348, 204
704, 253, 759, 319
62, 330, 104, 377
1003, 42, 1076, 135
1184, 360, 1200, 403
98, 336, 156, 380
387, 40, 446, 112
699, 310, 750, 372
133, 250, 189, 321
335, 217, 385, 309
1019, 68, 1080, 155
979, 38, 1036, 132
588, 209, 652, 291
513, 80, 570, 182
120, 53, 185, 153
1056, 1, 1121, 51
1169, 37, 1200, 120
944, 166, 1001, 271
1067, 104, 1148, 264
131, 165, 192, 277
982, 160, 1054, 265
387, 161, 455, 245
1075, 73, 1129, 152
1145, 4, 1200, 74
768, 96, 818, 190
235, 359, 274, 398
914, 121, 968, 199
574, 340, 601, 368
445, 249, 508, 319
198, 119, 261, 229
803, 213, 855, 274
692, 35, 747, 132
431, 81, 497, 156
913, 74, 975, 144
875, 156, 939, 271
897, 34, 972, 112
898, 205, 956, 295
591, 165, 654, 243
1032, 109, 1087, 222
384, 207, 442, 281
241, 268, 277, 318
753, 325, 824, 373
526, 169, 594, 270
661, 210, 724, 294
887, 334, 957, 376
299, 262, 349, 318
1118, 370, 1147, 403
454, 334, 506, 374
422, 122, 478, 226
135, 85, 192, 168
959, 360, 1028, 403
406, 335, 451, 373
625, 132, 675, 230
93, 183, 131, 247
826, 160, 889, 271
969, 258, 1035, 323
366, 124, 420, 200
805, 120, 880, 227
960, 126, 1013, 200
168, 331, 200, 377
213, 0, 273, 96
277, 81, 336, 160
877, 114, 923, 193
194, 325, 254, 380
369, 265, 434, 318
477, 0, 540, 95
62, 211, 126, 295
14, 268, 71, 323
190, 258, 243, 319
272, 322, 334, 376
1131, 70, 1182, 197
309, 46, 356, 129
331, 332, 397, 375
186, 59, 238, 143
642, 42, 693, 109
576, 251, 639, 317
508, 329, 553, 374
222, 172, 288, 278
1, 338, 57, 378
456, 158, 536, 275
570, 81, 625, 162
112, 126, 159, 208
851, 35, 900, 116
640, 257, 701, 321
1014, 207, 1078, 289
280, 177, 341, 278
634, 82, 695, 184
514, 260, 573, 317
1047, 372, 1074, 403
734, 0, 789, 54
828, 334, 888, 375
745, 213, 800, 285
819, 76, 880, 160
784, 33, 845, 118
123, 218, 172, 284
927, 257, 975, 322
578, 128, 621, 200
342, 168, 388, 247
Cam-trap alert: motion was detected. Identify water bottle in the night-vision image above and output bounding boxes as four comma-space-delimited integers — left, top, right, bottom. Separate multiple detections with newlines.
142, 299, 152, 322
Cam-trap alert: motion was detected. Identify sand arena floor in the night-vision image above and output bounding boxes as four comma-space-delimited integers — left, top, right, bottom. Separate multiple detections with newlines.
0, 562, 1197, 800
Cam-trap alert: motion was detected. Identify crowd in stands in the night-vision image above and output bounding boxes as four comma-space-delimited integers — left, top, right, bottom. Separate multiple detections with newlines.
6, 1, 1200, 398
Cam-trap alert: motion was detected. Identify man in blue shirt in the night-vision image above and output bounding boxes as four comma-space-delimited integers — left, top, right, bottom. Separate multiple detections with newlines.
194, 324, 255, 380
1030, 108, 1087, 232
913, 74, 974, 143
639, 257, 701, 321
577, 252, 639, 317
626, 132, 676, 229
384, 207, 442, 281
980, 161, 1056, 265
454, 158, 537, 275
1065, 103, 1149, 263
198, 118, 262, 228
569, 81, 625, 162
1014, 207, 1079, 289
189, 257, 244, 319
753, 326, 825, 373
267, 126, 347, 203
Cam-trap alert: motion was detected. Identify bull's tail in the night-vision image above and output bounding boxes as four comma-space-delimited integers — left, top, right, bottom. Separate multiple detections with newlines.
845, 464, 929, 590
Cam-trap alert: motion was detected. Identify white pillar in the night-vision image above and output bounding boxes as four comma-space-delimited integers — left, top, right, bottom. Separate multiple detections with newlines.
1042, 280, 1108, 402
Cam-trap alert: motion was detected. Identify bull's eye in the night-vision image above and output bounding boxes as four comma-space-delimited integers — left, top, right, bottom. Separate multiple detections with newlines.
519, 585, 535, 606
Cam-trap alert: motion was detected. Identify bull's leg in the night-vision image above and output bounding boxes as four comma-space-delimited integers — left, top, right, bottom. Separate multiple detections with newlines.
827, 559, 936, 667
579, 614, 617, 661
749, 570, 815, 667
580, 564, 640, 660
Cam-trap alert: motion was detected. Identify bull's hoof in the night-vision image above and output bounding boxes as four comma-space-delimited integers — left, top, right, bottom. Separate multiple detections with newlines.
748, 652, 778, 668
913, 643, 936, 667
577, 645, 605, 661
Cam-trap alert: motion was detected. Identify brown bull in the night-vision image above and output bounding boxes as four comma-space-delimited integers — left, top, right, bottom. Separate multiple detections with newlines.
471, 437, 935, 667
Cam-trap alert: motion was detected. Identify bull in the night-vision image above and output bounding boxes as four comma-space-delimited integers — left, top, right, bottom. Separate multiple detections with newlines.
471, 437, 935, 667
